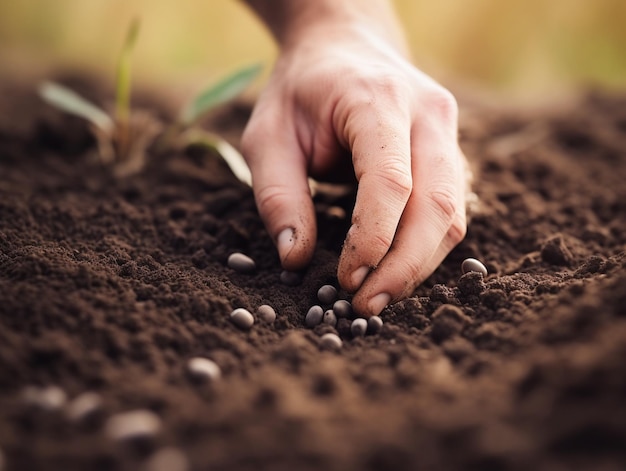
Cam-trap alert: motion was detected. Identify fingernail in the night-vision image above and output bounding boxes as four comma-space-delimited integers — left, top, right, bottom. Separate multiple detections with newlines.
277, 228, 295, 262
368, 293, 391, 316
351, 266, 370, 289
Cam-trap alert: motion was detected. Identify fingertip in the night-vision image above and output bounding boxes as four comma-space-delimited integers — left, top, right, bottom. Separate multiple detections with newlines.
368, 293, 391, 316
276, 226, 316, 272
337, 261, 370, 294
277, 228, 296, 264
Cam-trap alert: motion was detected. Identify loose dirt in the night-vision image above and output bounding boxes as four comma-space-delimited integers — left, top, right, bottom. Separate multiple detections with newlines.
1, 74, 625, 471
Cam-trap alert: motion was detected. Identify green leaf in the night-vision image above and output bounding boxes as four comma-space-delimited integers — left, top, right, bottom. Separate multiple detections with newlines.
115, 18, 140, 124
180, 63, 263, 126
38, 81, 113, 132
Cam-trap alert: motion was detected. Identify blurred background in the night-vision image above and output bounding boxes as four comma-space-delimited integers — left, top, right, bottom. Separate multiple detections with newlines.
1, 0, 625, 98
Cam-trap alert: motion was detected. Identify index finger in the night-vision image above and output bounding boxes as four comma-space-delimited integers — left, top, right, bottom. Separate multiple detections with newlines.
335, 100, 413, 293
351, 119, 467, 317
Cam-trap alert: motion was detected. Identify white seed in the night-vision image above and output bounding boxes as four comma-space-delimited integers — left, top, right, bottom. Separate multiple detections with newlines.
320, 333, 342, 350
317, 285, 338, 305
145, 447, 189, 471
351, 318, 368, 337
326, 206, 346, 219
332, 300, 352, 318
105, 409, 162, 441
227, 252, 256, 273
256, 304, 276, 323
322, 309, 337, 327
461, 258, 488, 276
187, 357, 221, 382
280, 270, 302, 286
367, 315, 384, 334
305, 305, 324, 327
66, 392, 103, 422
22, 385, 67, 411
230, 308, 254, 330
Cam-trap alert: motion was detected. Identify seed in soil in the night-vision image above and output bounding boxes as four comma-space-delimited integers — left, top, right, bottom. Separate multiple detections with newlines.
256, 304, 276, 323
105, 409, 162, 441
187, 357, 221, 382
317, 284, 338, 304
461, 258, 488, 276
305, 305, 324, 327
351, 318, 368, 337
320, 333, 343, 350
326, 206, 346, 219
22, 385, 67, 411
323, 309, 337, 327
145, 447, 189, 471
332, 299, 353, 318
280, 270, 302, 286
227, 252, 256, 273
230, 308, 254, 330
66, 392, 103, 422
367, 315, 384, 334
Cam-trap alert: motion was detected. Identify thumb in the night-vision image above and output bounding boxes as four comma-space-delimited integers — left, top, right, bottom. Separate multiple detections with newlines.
241, 109, 317, 271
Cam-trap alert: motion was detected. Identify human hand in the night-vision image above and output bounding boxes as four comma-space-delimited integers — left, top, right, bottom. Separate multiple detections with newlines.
241, 24, 468, 317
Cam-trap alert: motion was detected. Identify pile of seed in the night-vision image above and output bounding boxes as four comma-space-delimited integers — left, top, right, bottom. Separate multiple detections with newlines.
225, 252, 386, 348
305, 284, 384, 347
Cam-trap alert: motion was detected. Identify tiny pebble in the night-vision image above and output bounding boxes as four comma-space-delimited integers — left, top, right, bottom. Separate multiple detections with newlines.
322, 309, 337, 327
332, 300, 353, 318
367, 315, 384, 334
145, 447, 189, 471
227, 252, 256, 274
305, 305, 324, 327
317, 284, 338, 305
280, 270, 302, 286
256, 304, 276, 323
66, 392, 103, 422
230, 308, 254, 330
461, 258, 488, 277
105, 409, 162, 441
320, 333, 343, 350
187, 357, 221, 382
351, 318, 368, 337
22, 385, 67, 411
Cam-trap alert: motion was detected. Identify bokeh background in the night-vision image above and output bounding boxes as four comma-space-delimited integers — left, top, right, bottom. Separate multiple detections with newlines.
1, 0, 625, 98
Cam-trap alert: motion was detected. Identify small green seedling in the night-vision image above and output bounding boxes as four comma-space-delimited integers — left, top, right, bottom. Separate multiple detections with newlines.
38, 19, 261, 181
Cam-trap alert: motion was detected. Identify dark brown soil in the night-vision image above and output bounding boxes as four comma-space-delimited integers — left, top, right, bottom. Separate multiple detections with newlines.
1, 73, 626, 471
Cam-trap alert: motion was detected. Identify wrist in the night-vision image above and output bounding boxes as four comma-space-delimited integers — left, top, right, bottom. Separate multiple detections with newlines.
243, 0, 410, 58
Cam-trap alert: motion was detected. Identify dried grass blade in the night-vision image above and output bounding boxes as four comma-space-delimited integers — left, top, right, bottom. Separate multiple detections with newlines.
38, 81, 113, 133
184, 130, 252, 186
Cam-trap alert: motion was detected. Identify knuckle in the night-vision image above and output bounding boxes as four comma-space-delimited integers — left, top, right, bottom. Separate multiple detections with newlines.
447, 214, 467, 245
373, 159, 413, 201
346, 72, 410, 110
373, 74, 411, 105
427, 188, 458, 226
371, 231, 394, 254
426, 87, 459, 124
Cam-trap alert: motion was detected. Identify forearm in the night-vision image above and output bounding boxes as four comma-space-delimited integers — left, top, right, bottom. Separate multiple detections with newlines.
240, 0, 410, 56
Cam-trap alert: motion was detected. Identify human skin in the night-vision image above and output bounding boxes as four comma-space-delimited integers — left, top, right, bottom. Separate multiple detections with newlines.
240, 0, 468, 317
